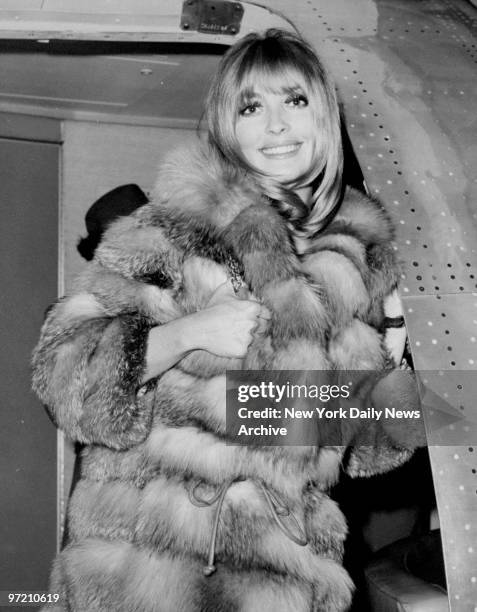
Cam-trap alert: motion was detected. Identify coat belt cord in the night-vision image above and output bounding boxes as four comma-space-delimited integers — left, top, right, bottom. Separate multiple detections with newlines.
188, 477, 308, 576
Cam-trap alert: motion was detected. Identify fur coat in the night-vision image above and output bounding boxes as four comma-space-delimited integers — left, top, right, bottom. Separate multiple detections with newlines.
32, 142, 420, 612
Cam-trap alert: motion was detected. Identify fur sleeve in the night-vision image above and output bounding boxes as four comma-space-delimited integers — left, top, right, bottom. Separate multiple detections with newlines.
32, 210, 183, 449
32, 298, 154, 450
342, 370, 426, 478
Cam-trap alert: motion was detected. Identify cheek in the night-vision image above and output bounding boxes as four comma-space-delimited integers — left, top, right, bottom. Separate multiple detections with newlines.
235, 120, 259, 154
295, 110, 317, 136
301, 116, 321, 154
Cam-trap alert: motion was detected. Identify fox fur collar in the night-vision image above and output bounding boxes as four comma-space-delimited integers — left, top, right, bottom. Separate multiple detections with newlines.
85, 140, 415, 472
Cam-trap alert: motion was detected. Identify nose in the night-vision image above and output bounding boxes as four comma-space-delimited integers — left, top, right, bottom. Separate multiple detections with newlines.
266, 105, 289, 135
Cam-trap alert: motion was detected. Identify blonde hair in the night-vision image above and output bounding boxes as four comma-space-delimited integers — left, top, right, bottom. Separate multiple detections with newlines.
205, 28, 343, 235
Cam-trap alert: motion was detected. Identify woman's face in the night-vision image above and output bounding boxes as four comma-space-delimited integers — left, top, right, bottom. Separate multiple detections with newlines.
235, 81, 317, 190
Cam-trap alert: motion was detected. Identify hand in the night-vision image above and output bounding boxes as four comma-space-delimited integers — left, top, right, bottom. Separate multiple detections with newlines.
186, 281, 270, 358
384, 290, 406, 365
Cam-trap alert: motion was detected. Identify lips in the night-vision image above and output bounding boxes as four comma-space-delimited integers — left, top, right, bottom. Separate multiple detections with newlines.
260, 143, 302, 157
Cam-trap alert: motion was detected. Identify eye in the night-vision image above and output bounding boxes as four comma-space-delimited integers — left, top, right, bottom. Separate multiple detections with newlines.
239, 101, 262, 116
286, 94, 309, 108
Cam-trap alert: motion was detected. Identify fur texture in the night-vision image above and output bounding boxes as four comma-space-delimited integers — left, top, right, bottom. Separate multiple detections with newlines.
33, 142, 416, 612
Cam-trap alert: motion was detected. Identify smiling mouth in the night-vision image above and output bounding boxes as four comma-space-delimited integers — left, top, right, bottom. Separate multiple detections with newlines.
260, 143, 302, 157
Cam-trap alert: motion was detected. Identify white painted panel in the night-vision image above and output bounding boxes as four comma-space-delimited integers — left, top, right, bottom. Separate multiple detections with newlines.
61, 120, 200, 290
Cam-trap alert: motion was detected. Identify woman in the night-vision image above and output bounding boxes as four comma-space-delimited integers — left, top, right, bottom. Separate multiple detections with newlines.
33, 28, 418, 612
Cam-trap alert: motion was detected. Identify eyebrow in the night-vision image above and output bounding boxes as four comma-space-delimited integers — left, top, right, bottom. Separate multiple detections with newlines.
240, 86, 258, 102
281, 84, 307, 96
240, 83, 307, 101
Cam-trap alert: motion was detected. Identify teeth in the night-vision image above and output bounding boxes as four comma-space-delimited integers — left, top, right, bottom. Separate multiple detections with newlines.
261, 144, 300, 155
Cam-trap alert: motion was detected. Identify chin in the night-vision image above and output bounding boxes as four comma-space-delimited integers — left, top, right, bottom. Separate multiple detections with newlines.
262, 164, 298, 178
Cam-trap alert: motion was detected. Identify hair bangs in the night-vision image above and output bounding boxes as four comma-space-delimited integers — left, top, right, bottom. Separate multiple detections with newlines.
235, 40, 316, 101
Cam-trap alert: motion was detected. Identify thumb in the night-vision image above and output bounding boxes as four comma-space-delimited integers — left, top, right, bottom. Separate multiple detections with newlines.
236, 285, 252, 300
208, 280, 236, 305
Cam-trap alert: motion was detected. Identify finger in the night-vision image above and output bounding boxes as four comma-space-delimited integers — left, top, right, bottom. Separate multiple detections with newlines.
214, 280, 235, 296
240, 300, 262, 316
236, 286, 251, 300
208, 280, 236, 306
